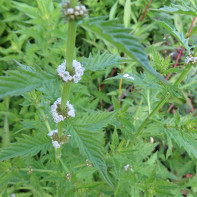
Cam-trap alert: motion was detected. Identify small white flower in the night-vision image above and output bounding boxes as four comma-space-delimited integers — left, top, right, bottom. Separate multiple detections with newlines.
79, 10, 84, 15
123, 74, 134, 80
67, 101, 75, 117
150, 137, 154, 143
67, 8, 74, 14
51, 98, 64, 123
185, 52, 197, 64
11, 194, 16, 197
75, 6, 80, 11
48, 129, 58, 137
81, 5, 86, 11
52, 141, 60, 149
51, 98, 75, 123
74, 11, 80, 16
124, 164, 129, 171
68, 110, 75, 117
57, 59, 85, 83
124, 164, 134, 172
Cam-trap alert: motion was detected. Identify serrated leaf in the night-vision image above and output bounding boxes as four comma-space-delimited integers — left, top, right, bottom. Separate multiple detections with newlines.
163, 83, 186, 103
82, 51, 123, 71
157, 21, 190, 51
81, 17, 167, 83
106, 73, 162, 91
68, 112, 114, 186
0, 134, 50, 161
0, 61, 56, 98
164, 128, 197, 159
112, 96, 120, 111
112, 128, 119, 148
152, 3, 197, 17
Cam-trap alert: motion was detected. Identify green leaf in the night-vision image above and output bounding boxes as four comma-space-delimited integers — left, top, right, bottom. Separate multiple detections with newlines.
109, 1, 118, 20
0, 134, 50, 161
106, 73, 162, 91
68, 111, 114, 186
151, 3, 197, 17
0, 61, 56, 98
157, 21, 190, 51
164, 128, 197, 159
124, 0, 131, 28
81, 17, 167, 83
82, 51, 123, 71
112, 96, 120, 111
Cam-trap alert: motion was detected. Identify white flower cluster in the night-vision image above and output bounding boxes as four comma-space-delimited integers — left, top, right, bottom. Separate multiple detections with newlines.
123, 74, 134, 80
124, 164, 134, 172
51, 98, 75, 123
48, 129, 60, 149
65, 5, 86, 20
57, 60, 85, 83
185, 52, 197, 64
48, 130, 71, 149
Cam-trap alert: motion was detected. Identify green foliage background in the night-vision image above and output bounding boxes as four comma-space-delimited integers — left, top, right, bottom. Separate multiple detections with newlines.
0, 0, 197, 196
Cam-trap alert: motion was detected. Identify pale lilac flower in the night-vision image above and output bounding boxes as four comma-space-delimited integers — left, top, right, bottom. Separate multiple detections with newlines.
65, 4, 87, 19
57, 59, 85, 83
75, 6, 80, 11
185, 52, 197, 64
67, 8, 74, 14
48, 129, 58, 137
124, 164, 134, 172
81, 5, 86, 11
52, 141, 60, 149
51, 98, 75, 123
51, 98, 64, 123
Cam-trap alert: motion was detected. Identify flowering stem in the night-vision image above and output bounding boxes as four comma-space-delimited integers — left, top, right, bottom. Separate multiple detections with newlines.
57, 0, 78, 160
165, 17, 196, 80
3, 96, 10, 147
135, 64, 193, 137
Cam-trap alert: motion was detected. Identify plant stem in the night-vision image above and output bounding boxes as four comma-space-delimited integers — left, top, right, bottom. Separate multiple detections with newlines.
20, 168, 56, 173
3, 96, 10, 147
39, 108, 51, 132
118, 61, 125, 104
57, 0, 78, 160
135, 64, 193, 137
166, 17, 197, 80
140, 0, 152, 22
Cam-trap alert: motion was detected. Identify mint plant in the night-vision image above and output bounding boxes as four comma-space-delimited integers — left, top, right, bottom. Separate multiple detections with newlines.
0, 0, 197, 196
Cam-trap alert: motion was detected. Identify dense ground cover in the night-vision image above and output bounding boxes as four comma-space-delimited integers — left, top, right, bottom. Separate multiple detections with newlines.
0, 0, 197, 196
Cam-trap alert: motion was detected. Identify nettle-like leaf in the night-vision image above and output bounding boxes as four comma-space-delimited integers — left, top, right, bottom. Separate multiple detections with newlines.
0, 134, 50, 161
0, 61, 56, 98
82, 51, 124, 71
106, 73, 162, 91
68, 111, 114, 186
164, 128, 197, 159
81, 17, 167, 83
157, 21, 190, 51
151, 3, 197, 17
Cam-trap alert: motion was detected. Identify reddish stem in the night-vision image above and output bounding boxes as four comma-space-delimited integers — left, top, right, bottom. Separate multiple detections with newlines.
100, 67, 118, 90
166, 17, 197, 80
186, 17, 197, 38
165, 47, 184, 80
140, 0, 152, 22
166, 17, 197, 113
